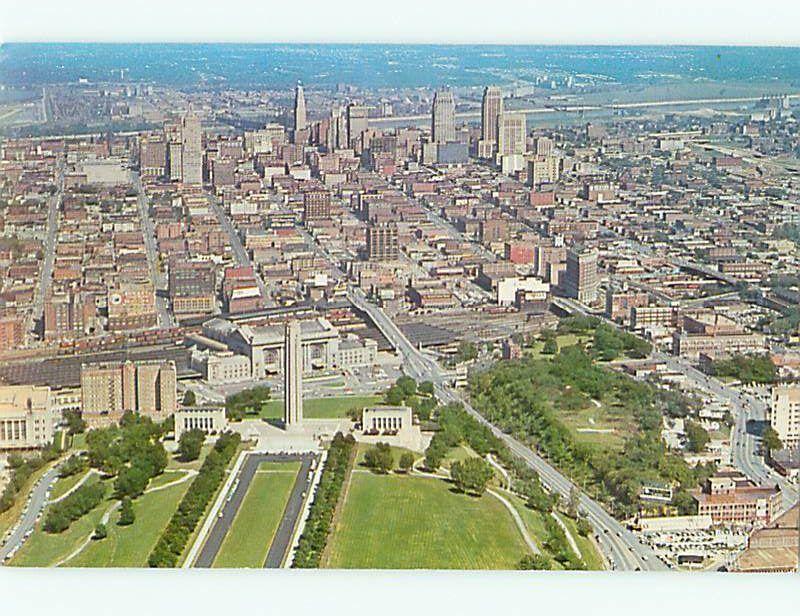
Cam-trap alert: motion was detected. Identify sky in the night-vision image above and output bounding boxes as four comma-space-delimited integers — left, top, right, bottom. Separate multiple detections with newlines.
1, 0, 800, 46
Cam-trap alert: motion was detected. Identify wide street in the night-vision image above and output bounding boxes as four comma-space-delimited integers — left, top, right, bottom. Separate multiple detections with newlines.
132, 172, 173, 328
194, 452, 315, 568
0, 463, 62, 562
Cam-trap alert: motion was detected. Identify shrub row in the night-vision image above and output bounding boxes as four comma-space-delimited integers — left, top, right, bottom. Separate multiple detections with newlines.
44, 482, 107, 533
147, 432, 241, 567
292, 433, 356, 568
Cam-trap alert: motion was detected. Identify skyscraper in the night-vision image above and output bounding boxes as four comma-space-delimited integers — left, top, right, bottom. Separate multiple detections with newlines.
294, 83, 307, 133
563, 245, 599, 304
346, 104, 369, 149
480, 86, 503, 149
283, 320, 303, 429
497, 112, 526, 156
180, 109, 202, 186
431, 89, 456, 144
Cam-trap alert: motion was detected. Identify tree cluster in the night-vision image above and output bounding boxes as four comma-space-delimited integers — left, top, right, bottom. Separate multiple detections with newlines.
424, 403, 503, 471
384, 377, 437, 420
44, 482, 106, 533
0, 444, 60, 514
59, 454, 87, 479
450, 458, 493, 496
178, 428, 205, 462
148, 432, 241, 567
684, 420, 710, 453
707, 354, 778, 384
225, 386, 271, 421
363, 442, 394, 474
293, 433, 356, 568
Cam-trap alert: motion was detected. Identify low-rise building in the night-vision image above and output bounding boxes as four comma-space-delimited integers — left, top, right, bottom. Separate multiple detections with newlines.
691, 470, 782, 527
0, 385, 54, 450
174, 406, 228, 440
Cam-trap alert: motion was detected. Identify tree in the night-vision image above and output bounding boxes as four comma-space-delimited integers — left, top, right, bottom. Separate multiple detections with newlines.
364, 442, 394, 474
418, 381, 435, 396
93, 523, 107, 540
762, 427, 783, 452
450, 458, 493, 496
518, 554, 553, 570
182, 390, 196, 406
64, 410, 86, 435
115, 464, 151, 499
178, 428, 205, 462
398, 452, 415, 473
566, 485, 581, 518
542, 338, 558, 355
118, 497, 135, 526
396, 376, 417, 399
685, 420, 710, 453
576, 516, 592, 537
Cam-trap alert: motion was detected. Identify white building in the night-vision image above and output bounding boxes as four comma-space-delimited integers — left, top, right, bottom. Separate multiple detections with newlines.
174, 407, 228, 441
0, 386, 54, 451
769, 385, 800, 449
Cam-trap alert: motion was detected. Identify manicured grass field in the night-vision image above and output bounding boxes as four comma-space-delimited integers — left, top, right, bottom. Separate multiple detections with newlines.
324, 473, 531, 569
213, 461, 300, 568
11, 477, 110, 567
49, 470, 90, 501
259, 395, 383, 420
68, 477, 192, 567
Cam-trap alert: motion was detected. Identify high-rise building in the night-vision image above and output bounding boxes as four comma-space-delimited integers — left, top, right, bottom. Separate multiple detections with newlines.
479, 86, 503, 158
80, 360, 178, 428
181, 109, 203, 186
294, 83, 307, 134
347, 104, 369, 149
527, 155, 561, 187
303, 189, 332, 222
431, 89, 456, 144
367, 222, 400, 261
326, 105, 349, 151
497, 112, 526, 157
769, 385, 800, 449
283, 321, 303, 429
563, 245, 599, 304
139, 133, 167, 178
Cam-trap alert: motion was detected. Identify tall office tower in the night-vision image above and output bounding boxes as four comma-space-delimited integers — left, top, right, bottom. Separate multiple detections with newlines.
346, 104, 369, 149
139, 134, 167, 178
563, 245, 599, 304
497, 112, 526, 156
431, 89, 456, 144
180, 109, 203, 186
769, 385, 800, 449
283, 320, 303, 428
366, 222, 400, 261
294, 83, 307, 133
481, 86, 503, 141
478, 86, 503, 158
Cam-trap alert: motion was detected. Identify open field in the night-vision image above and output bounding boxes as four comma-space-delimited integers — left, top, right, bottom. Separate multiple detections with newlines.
555, 394, 635, 451
259, 395, 383, 420
324, 473, 531, 569
213, 461, 300, 568
11, 477, 110, 567
69, 478, 191, 567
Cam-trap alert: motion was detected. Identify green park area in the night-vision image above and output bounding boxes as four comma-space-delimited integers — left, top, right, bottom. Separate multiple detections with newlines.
213, 461, 300, 568
470, 317, 713, 519
324, 472, 531, 569
225, 385, 383, 421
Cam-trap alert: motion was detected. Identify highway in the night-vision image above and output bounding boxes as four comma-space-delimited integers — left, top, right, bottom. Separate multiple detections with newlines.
30, 161, 64, 337
132, 172, 173, 328
0, 463, 62, 563
194, 453, 315, 568
347, 286, 666, 571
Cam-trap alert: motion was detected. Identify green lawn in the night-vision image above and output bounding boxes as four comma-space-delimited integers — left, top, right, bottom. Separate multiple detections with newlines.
259, 395, 383, 420
147, 470, 189, 490
354, 443, 417, 469
324, 473, 531, 569
68, 478, 192, 567
49, 470, 90, 501
213, 461, 300, 568
11, 477, 111, 567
